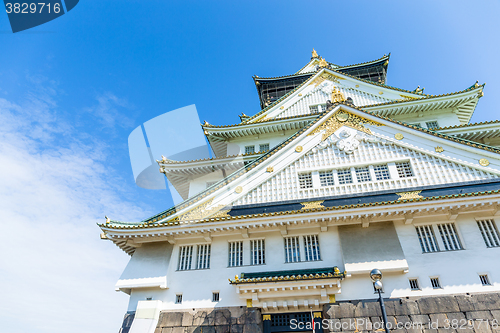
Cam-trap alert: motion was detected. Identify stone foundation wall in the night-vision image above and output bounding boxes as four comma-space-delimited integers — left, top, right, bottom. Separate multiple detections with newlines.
154, 307, 262, 333
323, 293, 500, 333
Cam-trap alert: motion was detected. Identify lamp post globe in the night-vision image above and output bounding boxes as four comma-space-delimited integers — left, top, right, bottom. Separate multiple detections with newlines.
370, 269, 390, 333
370, 269, 382, 282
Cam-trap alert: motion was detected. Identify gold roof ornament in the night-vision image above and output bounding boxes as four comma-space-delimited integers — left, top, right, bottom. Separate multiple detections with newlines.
312, 48, 318, 58
318, 57, 328, 68
105, 216, 110, 224
203, 120, 210, 126
331, 88, 345, 103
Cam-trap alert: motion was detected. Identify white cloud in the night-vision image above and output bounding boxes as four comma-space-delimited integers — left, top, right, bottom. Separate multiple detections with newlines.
0, 82, 148, 333
84, 92, 135, 130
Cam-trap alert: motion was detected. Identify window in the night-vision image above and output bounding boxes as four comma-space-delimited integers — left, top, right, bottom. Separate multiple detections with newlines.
196, 244, 211, 269
176, 294, 183, 304
479, 274, 491, 286
409, 278, 420, 291
319, 170, 335, 186
304, 235, 321, 261
430, 277, 442, 289
245, 145, 255, 154
374, 164, 390, 180
337, 169, 353, 184
298, 173, 313, 189
409, 123, 422, 128
355, 166, 371, 182
309, 104, 327, 114
178, 245, 194, 270
426, 121, 439, 129
477, 219, 500, 248
415, 225, 439, 253
437, 223, 462, 251
284, 236, 301, 263
206, 181, 217, 189
396, 161, 414, 178
212, 292, 220, 302
228, 241, 243, 267
259, 143, 270, 152
251, 239, 265, 265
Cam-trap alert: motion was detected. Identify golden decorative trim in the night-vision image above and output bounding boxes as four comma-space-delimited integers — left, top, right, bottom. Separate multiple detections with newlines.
395, 133, 404, 140
312, 49, 318, 58
280, 106, 284, 109
266, 167, 274, 173
479, 158, 490, 167
313, 312, 322, 319
247, 299, 253, 308
179, 198, 230, 221
263, 314, 271, 321
309, 110, 383, 141
435, 146, 444, 153
329, 295, 336, 303
298, 93, 302, 96
295, 146, 303, 152
235, 186, 243, 193
331, 89, 345, 103
400, 94, 419, 100
301, 200, 325, 210
318, 57, 328, 67
379, 91, 384, 95
311, 73, 341, 87
355, 84, 359, 88
396, 191, 423, 200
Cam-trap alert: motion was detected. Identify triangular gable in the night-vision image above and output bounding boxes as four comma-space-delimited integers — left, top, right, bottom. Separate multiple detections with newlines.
154, 105, 500, 223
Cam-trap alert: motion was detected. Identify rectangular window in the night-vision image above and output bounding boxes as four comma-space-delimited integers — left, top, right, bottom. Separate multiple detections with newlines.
298, 173, 313, 189
374, 164, 390, 180
409, 278, 420, 291
212, 292, 220, 302
437, 223, 463, 251
396, 161, 414, 178
337, 169, 353, 184
426, 121, 439, 129
176, 294, 183, 304
304, 235, 321, 261
228, 241, 243, 267
415, 225, 439, 253
479, 274, 491, 286
196, 244, 211, 269
245, 145, 255, 154
355, 166, 371, 182
178, 245, 194, 270
430, 277, 442, 289
477, 219, 500, 248
259, 143, 270, 152
319, 170, 335, 186
284, 236, 301, 263
251, 239, 265, 265
309, 105, 319, 113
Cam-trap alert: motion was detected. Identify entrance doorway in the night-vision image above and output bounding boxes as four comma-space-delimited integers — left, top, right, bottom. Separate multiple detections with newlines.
263, 312, 323, 333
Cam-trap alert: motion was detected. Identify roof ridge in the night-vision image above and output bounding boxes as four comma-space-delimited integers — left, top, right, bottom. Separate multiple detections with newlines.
438, 119, 500, 130
159, 152, 263, 164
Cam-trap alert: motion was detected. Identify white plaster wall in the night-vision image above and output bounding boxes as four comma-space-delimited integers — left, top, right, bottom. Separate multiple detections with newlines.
188, 170, 225, 197
227, 130, 298, 156
391, 110, 461, 128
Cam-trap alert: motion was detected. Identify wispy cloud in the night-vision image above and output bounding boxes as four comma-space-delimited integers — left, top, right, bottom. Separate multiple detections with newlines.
0, 78, 148, 333
84, 92, 135, 130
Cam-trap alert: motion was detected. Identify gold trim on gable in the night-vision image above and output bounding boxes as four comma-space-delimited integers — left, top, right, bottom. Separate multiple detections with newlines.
396, 191, 423, 200
301, 200, 325, 210
178, 198, 231, 221
309, 110, 384, 141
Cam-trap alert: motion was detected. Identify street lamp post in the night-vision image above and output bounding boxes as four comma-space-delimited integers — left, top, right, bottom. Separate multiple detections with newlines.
370, 269, 390, 333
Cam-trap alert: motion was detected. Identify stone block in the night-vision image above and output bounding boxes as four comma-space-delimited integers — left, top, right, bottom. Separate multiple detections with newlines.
215, 325, 230, 333
437, 329, 456, 333
243, 323, 261, 333
340, 303, 356, 318
396, 315, 411, 325
197, 327, 215, 333
406, 327, 424, 333
474, 294, 500, 311
423, 329, 438, 333
159, 313, 183, 327
362, 301, 382, 317
386, 316, 397, 328
446, 312, 466, 323
214, 309, 231, 326
472, 323, 492, 333
171, 327, 184, 333
466, 311, 494, 320
326, 318, 341, 332
411, 315, 431, 325
457, 295, 477, 312
229, 307, 245, 320
326, 304, 341, 319
182, 312, 194, 327
160, 328, 173, 333
429, 314, 448, 328
230, 324, 244, 333
385, 299, 399, 316
193, 311, 213, 326
418, 296, 460, 314
490, 310, 500, 322
354, 317, 371, 331
341, 318, 357, 331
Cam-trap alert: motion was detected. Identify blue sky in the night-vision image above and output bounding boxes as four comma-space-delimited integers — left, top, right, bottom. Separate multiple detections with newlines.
1, 1, 499, 332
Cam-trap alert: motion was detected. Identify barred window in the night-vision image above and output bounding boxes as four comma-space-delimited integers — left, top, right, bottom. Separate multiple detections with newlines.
176, 294, 183, 304
426, 121, 439, 129
309, 104, 327, 114
409, 278, 420, 291
355, 166, 371, 182
415, 225, 439, 253
304, 235, 321, 261
284, 236, 301, 263
396, 161, 414, 178
245, 145, 255, 154
437, 223, 462, 251
477, 219, 500, 248
228, 241, 243, 267
196, 244, 211, 269
298, 173, 313, 189
212, 292, 220, 302
430, 277, 441, 289
319, 170, 335, 186
259, 143, 270, 152
479, 274, 491, 286
374, 164, 390, 180
251, 239, 265, 265
337, 169, 353, 184
178, 245, 194, 270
